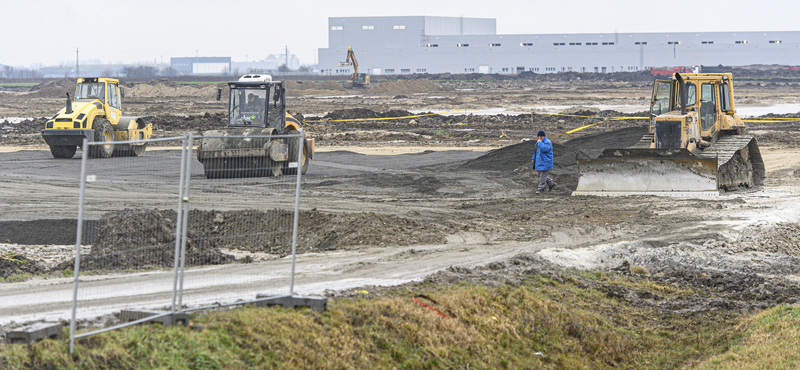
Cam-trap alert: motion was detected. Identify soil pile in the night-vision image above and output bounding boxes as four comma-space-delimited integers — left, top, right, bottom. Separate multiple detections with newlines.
462, 125, 648, 172
127, 83, 222, 98
71, 209, 235, 271
0, 252, 45, 278
285, 80, 346, 96
47, 208, 450, 271
323, 108, 414, 120
719, 223, 800, 256
366, 79, 443, 95
187, 209, 448, 256
145, 112, 226, 132
27, 79, 74, 98
0, 118, 47, 145
461, 125, 648, 192
298, 209, 448, 253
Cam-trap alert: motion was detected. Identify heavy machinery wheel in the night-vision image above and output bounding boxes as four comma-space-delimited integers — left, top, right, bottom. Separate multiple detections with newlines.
49, 145, 77, 159
89, 118, 114, 158
284, 130, 309, 175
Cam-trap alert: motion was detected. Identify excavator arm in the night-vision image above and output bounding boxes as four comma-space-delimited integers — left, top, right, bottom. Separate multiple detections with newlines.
345, 46, 358, 83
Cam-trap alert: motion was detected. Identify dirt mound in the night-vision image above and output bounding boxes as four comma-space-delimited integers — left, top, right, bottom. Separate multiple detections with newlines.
126, 82, 222, 99
715, 223, 800, 256
0, 251, 45, 278
68, 209, 235, 271
366, 79, 442, 95
323, 108, 414, 120
461, 126, 649, 192
48, 208, 449, 271
26, 79, 75, 98
188, 209, 448, 256
285, 80, 346, 96
463, 126, 649, 172
144, 112, 226, 132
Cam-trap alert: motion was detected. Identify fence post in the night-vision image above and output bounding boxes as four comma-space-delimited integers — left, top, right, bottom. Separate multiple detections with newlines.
69, 138, 90, 354
289, 132, 303, 295
171, 134, 189, 313
177, 133, 194, 309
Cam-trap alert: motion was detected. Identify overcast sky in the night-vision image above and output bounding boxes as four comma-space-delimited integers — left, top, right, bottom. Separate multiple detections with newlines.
1, 0, 797, 68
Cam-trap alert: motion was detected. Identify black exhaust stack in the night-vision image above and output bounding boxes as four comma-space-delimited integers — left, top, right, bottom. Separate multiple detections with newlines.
65, 93, 73, 115
674, 73, 687, 115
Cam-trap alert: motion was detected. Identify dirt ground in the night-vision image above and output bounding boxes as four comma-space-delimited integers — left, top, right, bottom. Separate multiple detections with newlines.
1, 75, 800, 336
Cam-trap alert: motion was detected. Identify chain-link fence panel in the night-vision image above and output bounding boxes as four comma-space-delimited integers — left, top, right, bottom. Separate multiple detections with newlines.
69, 136, 189, 349
176, 133, 304, 311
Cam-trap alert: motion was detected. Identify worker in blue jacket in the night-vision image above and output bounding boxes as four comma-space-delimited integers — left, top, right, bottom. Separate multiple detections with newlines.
532, 130, 556, 194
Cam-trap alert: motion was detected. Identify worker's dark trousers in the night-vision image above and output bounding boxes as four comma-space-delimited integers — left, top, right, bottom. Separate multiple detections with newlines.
538, 170, 555, 191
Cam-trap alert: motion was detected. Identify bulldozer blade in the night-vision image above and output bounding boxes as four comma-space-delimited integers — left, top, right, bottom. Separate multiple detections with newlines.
573, 148, 719, 196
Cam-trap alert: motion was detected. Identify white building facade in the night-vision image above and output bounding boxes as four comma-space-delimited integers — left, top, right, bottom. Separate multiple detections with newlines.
318, 16, 800, 75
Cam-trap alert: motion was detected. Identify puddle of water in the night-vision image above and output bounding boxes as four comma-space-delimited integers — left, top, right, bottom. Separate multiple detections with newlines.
1, 117, 37, 124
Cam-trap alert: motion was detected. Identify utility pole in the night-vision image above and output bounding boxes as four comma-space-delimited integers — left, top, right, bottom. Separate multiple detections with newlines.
76, 47, 79, 78
285, 46, 288, 71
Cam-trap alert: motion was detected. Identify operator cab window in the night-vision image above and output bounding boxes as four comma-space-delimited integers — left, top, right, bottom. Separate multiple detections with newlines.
76, 83, 105, 103
685, 83, 697, 107
700, 83, 716, 131
109, 84, 119, 109
652, 81, 671, 116
720, 83, 731, 112
230, 88, 267, 127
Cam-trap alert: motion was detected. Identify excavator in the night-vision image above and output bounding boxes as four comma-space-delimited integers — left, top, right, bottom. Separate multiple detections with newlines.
341, 46, 370, 88
573, 73, 764, 196
196, 74, 314, 179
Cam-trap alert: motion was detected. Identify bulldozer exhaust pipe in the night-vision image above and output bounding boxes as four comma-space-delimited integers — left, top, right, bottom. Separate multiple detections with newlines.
675, 73, 687, 115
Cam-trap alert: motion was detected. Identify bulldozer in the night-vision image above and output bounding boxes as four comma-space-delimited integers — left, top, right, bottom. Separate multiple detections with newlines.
196, 74, 314, 179
573, 73, 764, 196
41, 77, 152, 159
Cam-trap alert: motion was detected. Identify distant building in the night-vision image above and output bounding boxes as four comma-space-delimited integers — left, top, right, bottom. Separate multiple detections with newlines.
230, 54, 301, 74
170, 57, 232, 75
318, 16, 800, 75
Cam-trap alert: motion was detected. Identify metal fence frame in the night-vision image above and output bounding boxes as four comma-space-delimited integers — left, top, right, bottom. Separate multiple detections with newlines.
68, 132, 306, 353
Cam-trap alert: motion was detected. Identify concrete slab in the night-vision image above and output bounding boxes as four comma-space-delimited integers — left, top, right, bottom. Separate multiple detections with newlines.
6, 322, 63, 344
119, 310, 189, 327
254, 294, 328, 312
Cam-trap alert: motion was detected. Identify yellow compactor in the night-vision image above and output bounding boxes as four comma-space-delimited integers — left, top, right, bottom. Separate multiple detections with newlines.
41, 77, 152, 158
574, 73, 764, 196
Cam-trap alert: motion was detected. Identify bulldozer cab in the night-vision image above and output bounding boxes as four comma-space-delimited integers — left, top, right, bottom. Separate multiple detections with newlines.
649, 74, 737, 141
227, 80, 285, 132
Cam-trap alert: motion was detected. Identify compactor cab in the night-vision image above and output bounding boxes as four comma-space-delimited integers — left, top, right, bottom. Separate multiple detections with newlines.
196, 74, 315, 179
226, 74, 287, 131
41, 77, 152, 159
574, 73, 764, 196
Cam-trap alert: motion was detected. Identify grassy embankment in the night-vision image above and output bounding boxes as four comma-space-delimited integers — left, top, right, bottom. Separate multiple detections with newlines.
1, 271, 797, 369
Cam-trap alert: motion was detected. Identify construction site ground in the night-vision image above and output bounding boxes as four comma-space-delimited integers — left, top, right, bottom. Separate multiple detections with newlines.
2, 76, 800, 336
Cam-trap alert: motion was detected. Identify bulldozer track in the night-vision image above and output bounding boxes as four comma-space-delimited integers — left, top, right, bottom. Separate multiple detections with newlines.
697, 135, 757, 166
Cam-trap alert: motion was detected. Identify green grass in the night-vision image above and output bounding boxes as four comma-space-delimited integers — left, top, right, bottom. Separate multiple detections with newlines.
0, 272, 777, 369
0, 82, 37, 88
690, 305, 800, 369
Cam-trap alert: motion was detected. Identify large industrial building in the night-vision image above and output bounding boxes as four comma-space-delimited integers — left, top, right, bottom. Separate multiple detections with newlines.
318, 16, 800, 75
170, 57, 232, 75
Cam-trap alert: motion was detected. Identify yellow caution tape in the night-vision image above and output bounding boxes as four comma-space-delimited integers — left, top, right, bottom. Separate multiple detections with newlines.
566, 123, 599, 134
